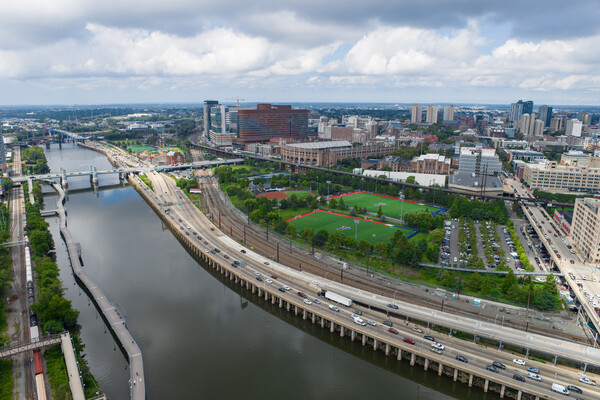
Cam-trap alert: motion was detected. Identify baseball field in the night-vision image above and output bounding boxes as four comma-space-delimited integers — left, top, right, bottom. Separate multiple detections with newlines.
330, 191, 444, 219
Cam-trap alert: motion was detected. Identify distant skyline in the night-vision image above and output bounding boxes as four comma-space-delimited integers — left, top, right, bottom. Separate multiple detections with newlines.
1, 1, 600, 105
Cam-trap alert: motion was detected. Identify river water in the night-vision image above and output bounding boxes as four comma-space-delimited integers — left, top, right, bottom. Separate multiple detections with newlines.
42, 143, 487, 399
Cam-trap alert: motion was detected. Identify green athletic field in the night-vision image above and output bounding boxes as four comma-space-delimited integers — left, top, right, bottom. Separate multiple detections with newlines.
287, 211, 415, 245
127, 146, 155, 152
334, 192, 439, 219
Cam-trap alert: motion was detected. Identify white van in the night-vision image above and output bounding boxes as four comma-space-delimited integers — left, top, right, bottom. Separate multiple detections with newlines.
551, 383, 569, 395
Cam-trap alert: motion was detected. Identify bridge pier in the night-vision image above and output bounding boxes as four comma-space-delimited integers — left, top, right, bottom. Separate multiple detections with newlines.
302, 310, 307, 320
330, 322, 335, 333
453, 369, 458, 382
373, 339, 378, 351
438, 363, 443, 376
311, 314, 316, 324
468, 373, 473, 387
321, 318, 325, 328
397, 350, 402, 361
286, 302, 290, 312
500, 385, 506, 398
351, 330, 356, 341
424, 358, 429, 371
553, 355, 558, 366
385, 344, 390, 356
339, 326, 344, 337
484, 379, 489, 392
362, 335, 367, 346
517, 390, 522, 400
410, 353, 416, 366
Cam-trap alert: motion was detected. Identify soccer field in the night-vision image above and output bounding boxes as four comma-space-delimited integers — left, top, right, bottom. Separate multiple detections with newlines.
287, 210, 416, 245
332, 191, 443, 219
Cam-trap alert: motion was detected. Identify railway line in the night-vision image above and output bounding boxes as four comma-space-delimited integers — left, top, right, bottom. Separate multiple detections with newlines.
197, 172, 585, 343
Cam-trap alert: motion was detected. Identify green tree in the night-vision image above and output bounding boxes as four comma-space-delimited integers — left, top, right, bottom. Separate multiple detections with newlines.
358, 239, 371, 255
314, 229, 329, 247
301, 227, 314, 243
286, 225, 297, 238
377, 205, 383, 218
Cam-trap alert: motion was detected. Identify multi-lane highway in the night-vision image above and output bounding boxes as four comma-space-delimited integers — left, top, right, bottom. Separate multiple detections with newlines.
135, 169, 600, 399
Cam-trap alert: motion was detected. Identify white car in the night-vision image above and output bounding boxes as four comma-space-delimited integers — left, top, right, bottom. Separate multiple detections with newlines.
311, 280, 320, 285
329, 305, 339, 312
367, 320, 377, 326
283, 285, 291, 291
303, 299, 312, 305
579, 377, 597, 386
431, 342, 445, 350
513, 359, 526, 366
265, 279, 273, 284
528, 373, 542, 382
581, 275, 587, 280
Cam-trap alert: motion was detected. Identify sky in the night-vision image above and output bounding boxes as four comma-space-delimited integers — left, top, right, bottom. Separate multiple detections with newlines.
1, 0, 600, 106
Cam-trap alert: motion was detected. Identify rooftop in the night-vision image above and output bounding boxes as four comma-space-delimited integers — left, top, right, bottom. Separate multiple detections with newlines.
286, 140, 352, 149
448, 172, 503, 189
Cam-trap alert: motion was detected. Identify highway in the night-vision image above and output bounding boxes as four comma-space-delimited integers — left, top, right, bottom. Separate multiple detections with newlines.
508, 178, 600, 344
137, 169, 600, 399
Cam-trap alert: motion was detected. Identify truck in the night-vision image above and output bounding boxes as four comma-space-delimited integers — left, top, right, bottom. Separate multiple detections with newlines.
323, 290, 353, 307
551, 383, 569, 395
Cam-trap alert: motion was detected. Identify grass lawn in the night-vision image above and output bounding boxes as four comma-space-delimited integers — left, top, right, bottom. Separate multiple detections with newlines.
128, 145, 156, 152
332, 191, 442, 219
287, 210, 416, 245
257, 190, 316, 200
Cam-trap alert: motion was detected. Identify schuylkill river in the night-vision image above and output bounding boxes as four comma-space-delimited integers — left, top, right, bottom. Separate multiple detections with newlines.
42, 143, 483, 399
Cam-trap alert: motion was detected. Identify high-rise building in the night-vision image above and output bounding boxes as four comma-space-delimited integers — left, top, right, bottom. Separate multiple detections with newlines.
426, 105, 439, 124
411, 104, 422, 123
533, 119, 545, 136
519, 114, 531, 135
237, 104, 308, 144
510, 100, 533, 123
457, 148, 502, 175
0, 130, 5, 169
566, 119, 583, 136
203, 100, 219, 137
550, 116, 564, 132
572, 197, 600, 263
538, 105, 553, 127
443, 105, 455, 121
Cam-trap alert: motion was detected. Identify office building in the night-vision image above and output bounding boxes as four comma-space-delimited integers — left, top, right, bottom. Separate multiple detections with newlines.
426, 105, 438, 124
280, 141, 402, 167
411, 153, 451, 174
538, 105, 553, 127
510, 100, 533, 123
566, 119, 583, 136
523, 160, 600, 191
571, 197, 600, 263
458, 148, 502, 175
203, 100, 219, 137
411, 104, 423, 123
443, 105, 455, 121
237, 104, 308, 144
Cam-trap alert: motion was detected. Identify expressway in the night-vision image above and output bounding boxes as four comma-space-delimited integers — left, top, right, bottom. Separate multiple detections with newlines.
508, 178, 600, 343
137, 170, 600, 399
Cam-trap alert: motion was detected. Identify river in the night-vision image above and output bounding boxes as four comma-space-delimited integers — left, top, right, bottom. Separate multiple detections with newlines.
42, 142, 486, 399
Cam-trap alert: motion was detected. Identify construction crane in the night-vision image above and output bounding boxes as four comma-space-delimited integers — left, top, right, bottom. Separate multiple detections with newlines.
226, 97, 246, 107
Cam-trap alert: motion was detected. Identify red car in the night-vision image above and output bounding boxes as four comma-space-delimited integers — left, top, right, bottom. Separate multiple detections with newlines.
403, 337, 415, 344
388, 328, 399, 334
271, 275, 278, 279
297, 292, 307, 298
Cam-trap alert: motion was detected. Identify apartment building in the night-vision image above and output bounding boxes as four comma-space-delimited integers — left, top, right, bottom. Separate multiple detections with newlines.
457, 148, 502, 175
571, 197, 600, 263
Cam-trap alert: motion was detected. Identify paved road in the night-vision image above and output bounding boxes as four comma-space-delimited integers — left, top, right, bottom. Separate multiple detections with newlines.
138, 171, 600, 400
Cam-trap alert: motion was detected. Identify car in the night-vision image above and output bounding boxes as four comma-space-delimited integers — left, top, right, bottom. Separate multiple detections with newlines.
329, 305, 339, 312
265, 279, 273, 284
354, 318, 366, 326
431, 342, 445, 350
185, 231, 189, 235
571, 260, 575, 264
223, 254, 230, 259
256, 276, 263, 282
367, 320, 377, 326
278, 287, 286, 293
581, 275, 587, 280
386, 303, 399, 309
412, 327, 423, 333
388, 328, 399, 334
303, 299, 312, 305
578, 377, 596, 386
271, 275, 278, 279
513, 374, 525, 382
297, 292, 307, 298
492, 361, 506, 370
403, 338, 415, 344
456, 355, 468, 363
192, 232, 197, 235
526, 367, 540, 374
283, 285, 291, 291
383, 321, 393, 327
430, 347, 442, 354
254, 272, 261, 277
513, 359, 526, 366
240, 249, 246, 253
311, 280, 320, 285
423, 335, 435, 341
486, 366, 499, 373
567, 385, 582, 394
210, 227, 215, 231
263, 261, 270, 265
203, 241, 208, 245
352, 313, 361, 319
528, 373, 542, 381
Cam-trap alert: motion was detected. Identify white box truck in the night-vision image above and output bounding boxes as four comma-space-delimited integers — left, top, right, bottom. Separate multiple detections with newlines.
551, 383, 569, 395
324, 290, 353, 307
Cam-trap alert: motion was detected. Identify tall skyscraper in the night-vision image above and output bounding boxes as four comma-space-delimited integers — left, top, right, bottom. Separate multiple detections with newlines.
443, 105, 455, 121
411, 104, 422, 123
237, 104, 308, 144
510, 100, 534, 122
566, 119, 583, 136
426, 105, 439, 123
520, 114, 531, 135
203, 100, 219, 137
538, 105, 553, 127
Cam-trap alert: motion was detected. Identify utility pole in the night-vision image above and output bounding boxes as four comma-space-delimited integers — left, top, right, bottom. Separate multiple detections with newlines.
525, 288, 531, 332
243, 226, 246, 245
266, 222, 269, 241
277, 242, 279, 263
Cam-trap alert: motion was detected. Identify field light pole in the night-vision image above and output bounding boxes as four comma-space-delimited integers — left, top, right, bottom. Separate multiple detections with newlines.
355, 219, 359, 241
399, 191, 405, 223
327, 181, 331, 198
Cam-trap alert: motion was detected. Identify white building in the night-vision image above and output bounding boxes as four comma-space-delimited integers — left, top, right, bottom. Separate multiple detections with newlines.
411, 104, 422, 123
566, 119, 583, 136
458, 148, 502, 175
443, 105, 455, 121
572, 197, 600, 263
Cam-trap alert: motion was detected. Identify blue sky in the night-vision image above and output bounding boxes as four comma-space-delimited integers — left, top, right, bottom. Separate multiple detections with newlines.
0, 0, 599, 105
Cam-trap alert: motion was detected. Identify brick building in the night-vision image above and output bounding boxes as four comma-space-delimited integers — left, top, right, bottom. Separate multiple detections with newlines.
165, 151, 184, 164
280, 141, 402, 167
411, 153, 451, 174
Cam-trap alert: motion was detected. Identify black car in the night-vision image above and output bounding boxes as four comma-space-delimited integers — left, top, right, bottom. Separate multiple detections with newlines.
240, 249, 246, 253
387, 303, 399, 309
231, 262, 238, 268
423, 335, 435, 341
278, 287, 286, 293
486, 366, 499, 373
513, 374, 525, 382
456, 355, 468, 363
256, 277, 263, 282
567, 385, 582, 394
492, 361, 506, 370
383, 321, 393, 327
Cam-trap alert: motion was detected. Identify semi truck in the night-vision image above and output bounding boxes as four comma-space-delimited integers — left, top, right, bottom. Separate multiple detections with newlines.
322, 290, 352, 307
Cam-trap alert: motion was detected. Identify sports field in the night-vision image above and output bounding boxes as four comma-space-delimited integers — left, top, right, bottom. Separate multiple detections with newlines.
257, 190, 316, 200
331, 191, 443, 219
287, 210, 417, 245
127, 146, 155, 152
